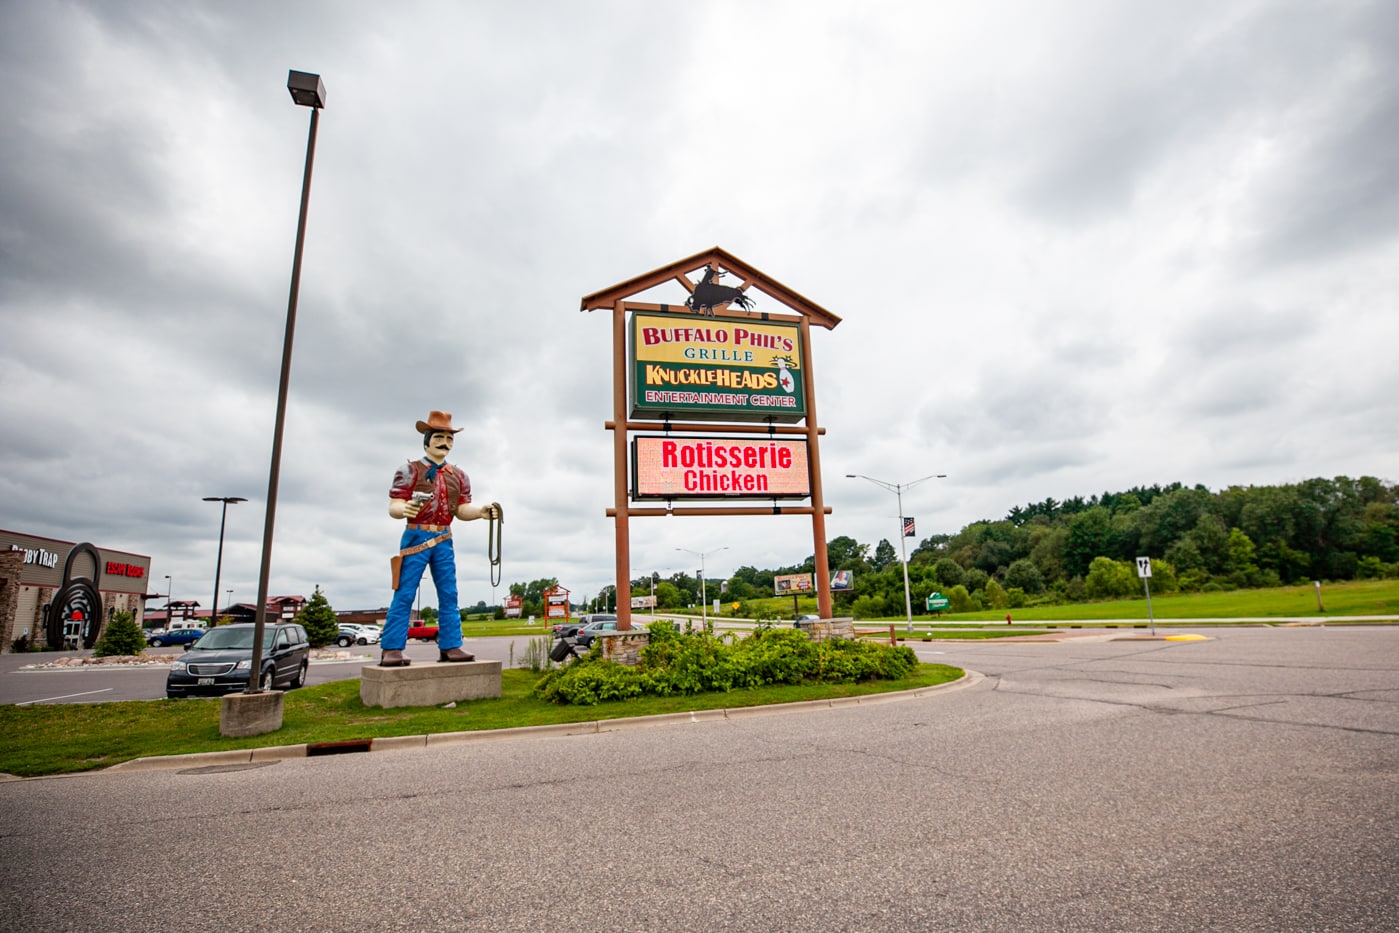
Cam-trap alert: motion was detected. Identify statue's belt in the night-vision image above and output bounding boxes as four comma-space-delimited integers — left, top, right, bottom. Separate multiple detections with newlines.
390, 531, 452, 590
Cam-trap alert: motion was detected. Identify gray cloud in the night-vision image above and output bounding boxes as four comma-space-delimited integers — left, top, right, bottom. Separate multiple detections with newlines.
3, 0, 1396, 610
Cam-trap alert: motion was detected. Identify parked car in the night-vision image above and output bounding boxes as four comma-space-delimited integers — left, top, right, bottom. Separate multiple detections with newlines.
557, 613, 614, 640
165, 622, 310, 698
147, 627, 204, 648
407, 624, 439, 642
574, 617, 622, 648
334, 624, 381, 646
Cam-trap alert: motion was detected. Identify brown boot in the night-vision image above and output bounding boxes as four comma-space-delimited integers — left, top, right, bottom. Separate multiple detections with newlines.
379, 649, 411, 667
439, 647, 475, 662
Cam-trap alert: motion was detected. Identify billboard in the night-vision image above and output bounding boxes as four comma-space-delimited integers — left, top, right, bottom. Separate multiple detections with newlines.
632, 436, 810, 500
629, 311, 805, 423
831, 569, 853, 591
631, 594, 657, 609
774, 573, 814, 594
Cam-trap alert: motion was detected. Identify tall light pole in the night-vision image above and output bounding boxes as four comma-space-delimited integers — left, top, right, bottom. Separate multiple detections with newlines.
249, 70, 326, 694
203, 496, 247, 628
164, 575, 172, 626
676, 546, 728, 629
847, 473, 946, 632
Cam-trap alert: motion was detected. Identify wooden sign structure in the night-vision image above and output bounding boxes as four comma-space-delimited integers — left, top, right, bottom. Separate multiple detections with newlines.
581, 247, 841, 629
542, 584, 571, 621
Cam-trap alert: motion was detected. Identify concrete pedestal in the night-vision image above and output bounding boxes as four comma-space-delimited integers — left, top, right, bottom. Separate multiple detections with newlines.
361, 660, 503, 708
220, 690, 284, 737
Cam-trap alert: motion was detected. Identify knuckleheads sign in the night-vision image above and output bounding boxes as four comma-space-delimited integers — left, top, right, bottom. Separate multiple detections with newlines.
630, 312, 805, 423
633, 436, 810, 499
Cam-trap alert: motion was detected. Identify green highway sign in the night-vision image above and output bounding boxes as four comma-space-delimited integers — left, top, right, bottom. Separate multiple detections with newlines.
926, 592, 950, 611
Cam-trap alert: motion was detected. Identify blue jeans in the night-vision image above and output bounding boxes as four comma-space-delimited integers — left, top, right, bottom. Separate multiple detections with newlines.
383, 529, 462, 651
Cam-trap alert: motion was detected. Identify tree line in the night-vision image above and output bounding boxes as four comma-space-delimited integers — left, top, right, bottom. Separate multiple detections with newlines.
500, 476, 1397, 620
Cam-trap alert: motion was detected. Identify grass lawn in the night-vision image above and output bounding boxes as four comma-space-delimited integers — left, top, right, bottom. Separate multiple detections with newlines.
931, 578, 1399, 623
0, 663, 963, 778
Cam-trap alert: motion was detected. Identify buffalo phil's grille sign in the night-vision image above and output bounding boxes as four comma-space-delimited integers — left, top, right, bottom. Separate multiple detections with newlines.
629, 311, 806, 423
632, 436, 811, 500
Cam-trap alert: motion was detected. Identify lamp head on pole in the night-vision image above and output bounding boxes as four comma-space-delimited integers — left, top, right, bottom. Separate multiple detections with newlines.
287, 70, 327, 109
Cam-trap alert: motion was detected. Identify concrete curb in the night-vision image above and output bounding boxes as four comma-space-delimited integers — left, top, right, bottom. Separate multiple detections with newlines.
83, 670, 978, 776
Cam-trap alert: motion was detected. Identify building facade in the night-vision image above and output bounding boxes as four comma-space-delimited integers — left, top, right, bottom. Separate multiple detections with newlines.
0, 529, 153, 651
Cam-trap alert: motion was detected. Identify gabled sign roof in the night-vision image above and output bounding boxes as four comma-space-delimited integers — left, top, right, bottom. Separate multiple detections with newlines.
580, 246, 841, 331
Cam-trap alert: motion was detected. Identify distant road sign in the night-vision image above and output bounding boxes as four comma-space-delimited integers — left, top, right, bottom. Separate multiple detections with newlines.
926, 592, 950, 611
1136, 556, 1152, 579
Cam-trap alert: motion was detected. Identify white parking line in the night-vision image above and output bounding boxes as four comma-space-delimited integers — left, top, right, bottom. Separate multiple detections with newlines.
18, 688, 114, 706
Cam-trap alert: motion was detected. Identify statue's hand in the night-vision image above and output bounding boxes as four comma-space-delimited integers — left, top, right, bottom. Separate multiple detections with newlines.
403, 499, 424, 519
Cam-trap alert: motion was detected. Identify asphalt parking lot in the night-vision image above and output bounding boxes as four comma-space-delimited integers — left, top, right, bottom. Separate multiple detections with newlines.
2, 625, 1395, 932
0, 635, 542, 705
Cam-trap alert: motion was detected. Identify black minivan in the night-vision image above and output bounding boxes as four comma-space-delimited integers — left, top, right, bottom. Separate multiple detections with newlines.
166, 622, 310, 698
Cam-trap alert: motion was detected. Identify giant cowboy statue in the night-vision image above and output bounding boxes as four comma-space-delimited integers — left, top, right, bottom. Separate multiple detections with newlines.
382, 410, 501, 667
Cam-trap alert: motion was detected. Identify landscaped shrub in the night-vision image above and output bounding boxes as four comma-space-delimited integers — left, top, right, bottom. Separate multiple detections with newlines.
532, 658, 647, 704
947, 585, 974, 613
93, 611, 146, 658
532, 623, 919, 706
295, 586, 339, 647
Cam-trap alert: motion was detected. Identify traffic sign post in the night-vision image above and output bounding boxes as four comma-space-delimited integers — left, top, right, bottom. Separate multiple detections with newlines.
926, 592, 949, 612
1136, 557, 1155, 636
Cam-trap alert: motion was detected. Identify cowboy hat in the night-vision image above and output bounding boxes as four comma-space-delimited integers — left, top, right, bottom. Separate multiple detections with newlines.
415, 410, 463, 434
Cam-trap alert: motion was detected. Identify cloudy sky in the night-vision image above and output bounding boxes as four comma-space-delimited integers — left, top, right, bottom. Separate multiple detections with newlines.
2, 0, 1396, 614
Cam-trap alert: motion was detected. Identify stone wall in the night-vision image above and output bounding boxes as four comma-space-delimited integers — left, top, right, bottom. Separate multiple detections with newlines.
598, 631, 650, 666
0, 551, 22, 651
795, 618, 855, 641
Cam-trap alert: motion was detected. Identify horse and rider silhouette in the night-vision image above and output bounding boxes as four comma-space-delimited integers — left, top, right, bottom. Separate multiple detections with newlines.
685, 266, 755, 316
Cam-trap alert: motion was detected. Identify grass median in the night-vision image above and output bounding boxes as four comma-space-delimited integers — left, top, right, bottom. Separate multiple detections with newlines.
0, 663, 963, 778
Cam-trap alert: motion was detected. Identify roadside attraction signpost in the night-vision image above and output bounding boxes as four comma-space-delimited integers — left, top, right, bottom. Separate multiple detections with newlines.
581, 248, 842, 629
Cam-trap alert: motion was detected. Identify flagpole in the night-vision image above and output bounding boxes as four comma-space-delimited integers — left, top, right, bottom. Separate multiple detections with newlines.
847, 473, 947, 633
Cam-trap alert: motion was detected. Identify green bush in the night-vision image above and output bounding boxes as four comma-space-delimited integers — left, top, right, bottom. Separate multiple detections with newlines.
1084, 557, 1135, 599
93, 611, 146, 658
295, 586, 339, 648
850, 594, 886, 619
532, 624, 918, 706
1178, 569, 1210, 592
947, 585, 974, 613
985, 579, 1009, 609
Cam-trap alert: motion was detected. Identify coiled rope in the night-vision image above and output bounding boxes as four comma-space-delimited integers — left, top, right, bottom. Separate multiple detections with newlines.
487, 502, 504, 587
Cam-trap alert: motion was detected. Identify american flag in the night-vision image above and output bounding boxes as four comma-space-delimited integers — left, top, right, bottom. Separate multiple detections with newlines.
903, 516, 916, 537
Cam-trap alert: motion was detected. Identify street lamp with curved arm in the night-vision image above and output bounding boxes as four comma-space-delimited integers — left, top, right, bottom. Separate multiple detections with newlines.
846, 473, 946, 632
203, 496, 247, 627
676, 546, 729, 629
